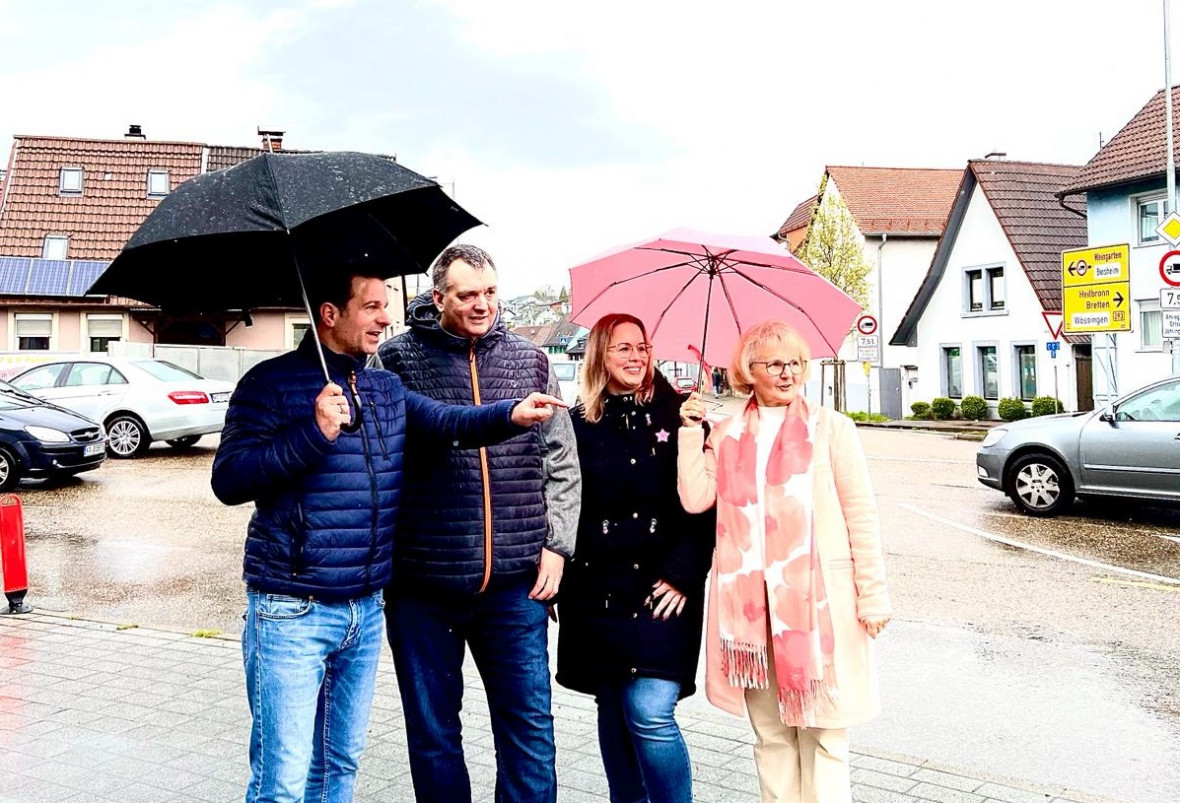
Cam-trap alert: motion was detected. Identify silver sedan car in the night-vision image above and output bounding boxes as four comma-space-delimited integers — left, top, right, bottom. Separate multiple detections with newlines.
976, 375, 1180, 516
9, 357, 233, 459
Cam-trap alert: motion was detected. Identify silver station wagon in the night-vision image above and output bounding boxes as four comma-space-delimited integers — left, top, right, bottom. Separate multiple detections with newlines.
975, 375, 1180, 516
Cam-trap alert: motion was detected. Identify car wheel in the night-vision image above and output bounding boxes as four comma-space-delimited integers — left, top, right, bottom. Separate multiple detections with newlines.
166, 436, 201, 450
106, 415, 150, 459
0, 447, 21, 491
1007, 452, 1074, 516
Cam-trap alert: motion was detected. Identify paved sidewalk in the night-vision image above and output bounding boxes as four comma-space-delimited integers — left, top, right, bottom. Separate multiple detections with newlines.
0, 612, 1114, 803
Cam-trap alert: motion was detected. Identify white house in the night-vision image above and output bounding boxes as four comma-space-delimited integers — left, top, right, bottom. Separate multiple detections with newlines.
1056, 85, 1180, 404
889, 159, 1089, 415
777, 165, 961, 417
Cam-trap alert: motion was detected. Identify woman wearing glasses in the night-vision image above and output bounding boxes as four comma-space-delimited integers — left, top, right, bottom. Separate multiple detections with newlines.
556, 313, 715, 803
677, 320, 891, 803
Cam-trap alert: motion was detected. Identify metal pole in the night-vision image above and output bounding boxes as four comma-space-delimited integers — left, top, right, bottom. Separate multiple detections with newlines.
1167, 0, 1176, 213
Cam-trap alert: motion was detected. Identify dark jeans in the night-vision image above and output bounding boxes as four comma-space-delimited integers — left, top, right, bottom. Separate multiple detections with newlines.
596, 678, 692, 803
385, 581, 557, 803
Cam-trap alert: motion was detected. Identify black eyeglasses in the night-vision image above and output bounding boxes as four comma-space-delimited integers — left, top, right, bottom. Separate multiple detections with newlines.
607, 343, 652, 358
750, 359, 807, 378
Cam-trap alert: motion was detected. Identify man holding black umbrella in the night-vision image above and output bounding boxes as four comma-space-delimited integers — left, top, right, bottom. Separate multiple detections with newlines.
377, 244, 580, 803
211, 265, 564, 803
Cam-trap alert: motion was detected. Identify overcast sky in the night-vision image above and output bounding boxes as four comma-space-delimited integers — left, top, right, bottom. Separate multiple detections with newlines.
2, 0, 1178, 297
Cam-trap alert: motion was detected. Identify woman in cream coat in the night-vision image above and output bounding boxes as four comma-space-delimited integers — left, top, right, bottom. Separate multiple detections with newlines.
677, 320, 891, 803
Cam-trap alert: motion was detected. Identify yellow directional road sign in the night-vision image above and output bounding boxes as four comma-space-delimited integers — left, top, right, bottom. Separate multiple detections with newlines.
1062, 243, 1131, 333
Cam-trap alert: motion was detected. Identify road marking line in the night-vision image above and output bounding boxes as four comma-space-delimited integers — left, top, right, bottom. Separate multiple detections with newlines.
900, 504, 1180, 586
1093, 577, 1180, 592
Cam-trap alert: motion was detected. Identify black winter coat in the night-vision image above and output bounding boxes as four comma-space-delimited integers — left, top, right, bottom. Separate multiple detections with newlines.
556, 376, 715, 698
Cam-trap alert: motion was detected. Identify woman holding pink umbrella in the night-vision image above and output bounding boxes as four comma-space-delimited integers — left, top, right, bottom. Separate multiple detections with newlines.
677, 319, 892, 803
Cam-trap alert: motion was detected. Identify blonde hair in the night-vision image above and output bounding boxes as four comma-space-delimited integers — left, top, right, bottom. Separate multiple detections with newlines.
579, 313, 656, 423
728, 320, 812, 395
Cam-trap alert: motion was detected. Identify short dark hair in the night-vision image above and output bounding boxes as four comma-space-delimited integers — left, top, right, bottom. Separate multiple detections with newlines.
431, 244, 495, 293
306, 266, 386, 319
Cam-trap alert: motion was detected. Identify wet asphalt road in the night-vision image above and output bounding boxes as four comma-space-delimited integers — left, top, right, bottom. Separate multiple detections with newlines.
6, 426, 1180, 802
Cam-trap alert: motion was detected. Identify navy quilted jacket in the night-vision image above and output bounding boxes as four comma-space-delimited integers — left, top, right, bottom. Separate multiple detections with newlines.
211, 333, 519, 602
377, 296, 580, 595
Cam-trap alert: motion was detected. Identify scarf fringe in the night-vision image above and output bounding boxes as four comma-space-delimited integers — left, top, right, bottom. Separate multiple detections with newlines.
720, 638, 769, 689
776, 662, 839, 726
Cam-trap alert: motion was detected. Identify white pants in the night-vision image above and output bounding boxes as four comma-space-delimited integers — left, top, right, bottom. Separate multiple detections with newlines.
743, 657, 851, 803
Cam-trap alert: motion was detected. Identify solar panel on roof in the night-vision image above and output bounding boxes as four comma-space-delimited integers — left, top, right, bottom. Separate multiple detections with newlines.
69, 261, 109, 295
0, 256, 32, 294
27, 259, 71, 295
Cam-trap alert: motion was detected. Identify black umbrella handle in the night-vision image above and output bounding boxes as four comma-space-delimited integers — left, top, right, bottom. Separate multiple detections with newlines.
341, 373, 364, 434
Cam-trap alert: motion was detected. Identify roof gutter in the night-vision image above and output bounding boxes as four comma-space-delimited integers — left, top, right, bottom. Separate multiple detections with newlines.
1056, 190, 1087, 219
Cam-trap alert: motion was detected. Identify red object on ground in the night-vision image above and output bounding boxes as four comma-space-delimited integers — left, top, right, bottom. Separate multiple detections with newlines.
0, 494, 32, 614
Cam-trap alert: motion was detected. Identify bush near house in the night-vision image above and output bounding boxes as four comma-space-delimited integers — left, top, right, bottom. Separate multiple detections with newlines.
931, 398, 956, 420
997, 397, 1029, 421
959, 396, 989, 421
1031, 396, 1065, 416
845, 411, 890, 423
910, 401, 933, 420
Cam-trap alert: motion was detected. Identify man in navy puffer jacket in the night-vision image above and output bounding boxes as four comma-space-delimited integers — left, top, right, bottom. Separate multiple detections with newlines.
212, 266, 564, 803
377, 244, 580, 803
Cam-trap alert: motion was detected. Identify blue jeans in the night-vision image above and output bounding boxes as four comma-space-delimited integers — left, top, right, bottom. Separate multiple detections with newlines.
385, 582, 556, 803
242, 589, 384, 803
595, 678, 692, 803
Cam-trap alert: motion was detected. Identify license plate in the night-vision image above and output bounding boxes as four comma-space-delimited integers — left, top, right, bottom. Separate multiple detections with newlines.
211, 392, 231, 403
84, 443, 105, 456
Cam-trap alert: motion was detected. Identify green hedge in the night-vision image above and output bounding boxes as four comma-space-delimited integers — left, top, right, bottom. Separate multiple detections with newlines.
1031, 396, 1064, 416
931, 397, 956, 420
910, 401, 932, 420
997, 397, 1029, 421
959, 395, 989, 420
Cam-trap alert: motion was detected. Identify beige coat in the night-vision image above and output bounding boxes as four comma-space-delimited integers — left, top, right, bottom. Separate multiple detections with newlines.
678, 403, 892, 729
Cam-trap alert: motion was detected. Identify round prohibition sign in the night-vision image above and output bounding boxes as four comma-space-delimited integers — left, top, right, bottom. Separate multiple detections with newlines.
1160, 249, 1180, 287
856, 315, 878, 336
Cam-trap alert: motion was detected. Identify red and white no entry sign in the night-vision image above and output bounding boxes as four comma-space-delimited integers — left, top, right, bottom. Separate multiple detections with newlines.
856, 315, 878, 336
1161, 250, 1180, 288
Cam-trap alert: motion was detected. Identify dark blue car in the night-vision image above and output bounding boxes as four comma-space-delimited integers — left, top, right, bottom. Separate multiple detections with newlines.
0, 379, 106, 491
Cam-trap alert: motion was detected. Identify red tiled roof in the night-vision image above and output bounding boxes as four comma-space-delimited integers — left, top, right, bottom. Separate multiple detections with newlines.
0, 136, 204, 260
824, 165, 962, 234
1060, 86, 1179, 195
778, 195, 816, 236
510, 324, 552, 346
970, 160, 1086, 311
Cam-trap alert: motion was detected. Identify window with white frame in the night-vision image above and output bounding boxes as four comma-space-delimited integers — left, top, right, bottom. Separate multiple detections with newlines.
59, 167, 83, 195
14, 313, 52, 350
286, 314, 311, 350
86, 314, 124, 353
1138, 196, 1169, 245
977, 345, 999, 399
942, 346, 962, 398
1139, 299, 1162, 350
42, 235, 69, 260
147, 169, 170, 197
963, 265, 1006, 314
1014, 344, 1037, 400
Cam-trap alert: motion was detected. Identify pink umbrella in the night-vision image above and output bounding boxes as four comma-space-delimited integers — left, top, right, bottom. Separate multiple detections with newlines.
568, 227, 862, 369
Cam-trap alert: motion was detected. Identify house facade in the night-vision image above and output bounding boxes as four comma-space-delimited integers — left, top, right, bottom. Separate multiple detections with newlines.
890, 159, 1089, 414
1057, 86, 1180, 404
777, 165, 961, 416
0, 129, 406, 377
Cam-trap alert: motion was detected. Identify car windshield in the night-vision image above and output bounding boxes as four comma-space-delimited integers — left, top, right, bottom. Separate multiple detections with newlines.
0, 379, 44, 410
131, 360, 204, 382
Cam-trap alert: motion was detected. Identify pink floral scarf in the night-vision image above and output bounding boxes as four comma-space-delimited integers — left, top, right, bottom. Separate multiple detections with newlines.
714, 395, 836, 725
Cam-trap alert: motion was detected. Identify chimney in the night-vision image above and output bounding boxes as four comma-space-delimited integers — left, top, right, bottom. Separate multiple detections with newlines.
983, 151, 1007, 160
258, 127, 285, 152
125, 124, 146, 139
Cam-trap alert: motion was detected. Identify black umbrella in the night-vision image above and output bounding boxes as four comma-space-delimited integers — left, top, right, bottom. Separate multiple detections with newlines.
88, 149, 480, 371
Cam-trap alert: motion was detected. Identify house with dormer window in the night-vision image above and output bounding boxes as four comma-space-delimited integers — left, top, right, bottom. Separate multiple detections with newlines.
0, 128, 406, 376
889, 159, 1089, 414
